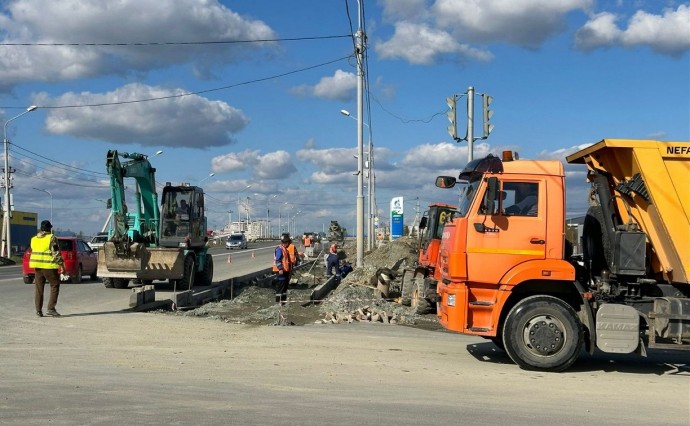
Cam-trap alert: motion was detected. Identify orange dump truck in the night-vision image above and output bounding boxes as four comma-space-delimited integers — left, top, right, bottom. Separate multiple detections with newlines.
435, 139, 689, 371
399, 203, 456, 313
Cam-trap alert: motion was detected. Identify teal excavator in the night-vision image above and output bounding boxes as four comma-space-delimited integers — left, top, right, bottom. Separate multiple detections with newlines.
97, 150, 213, 289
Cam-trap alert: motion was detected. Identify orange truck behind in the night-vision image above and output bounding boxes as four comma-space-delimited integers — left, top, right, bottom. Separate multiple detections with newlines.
400, 203, 456, 313
435, 139, 690, 371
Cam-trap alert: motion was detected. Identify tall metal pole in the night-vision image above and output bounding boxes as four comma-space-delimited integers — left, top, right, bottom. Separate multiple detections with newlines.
32, 188, 53, 223
466, 86, 475, 162
355, 0, 365, 268
2, 106, 37, 258
367, 139, 373, 251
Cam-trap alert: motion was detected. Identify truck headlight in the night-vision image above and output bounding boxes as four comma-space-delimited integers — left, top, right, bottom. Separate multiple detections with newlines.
447, 294, 456, 307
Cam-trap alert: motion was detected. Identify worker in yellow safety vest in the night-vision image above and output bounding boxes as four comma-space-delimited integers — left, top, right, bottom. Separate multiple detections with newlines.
29, 220, 66, 317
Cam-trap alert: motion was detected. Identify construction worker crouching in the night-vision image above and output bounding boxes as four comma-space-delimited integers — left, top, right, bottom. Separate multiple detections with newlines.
325, 243, 342, 278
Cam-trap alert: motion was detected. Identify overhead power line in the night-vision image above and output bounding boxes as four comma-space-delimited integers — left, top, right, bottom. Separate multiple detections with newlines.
0, 34, 352, 47
8, 54, 353, 110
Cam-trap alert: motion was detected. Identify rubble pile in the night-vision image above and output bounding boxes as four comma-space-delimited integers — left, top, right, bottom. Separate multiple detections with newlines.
178, 237, 442, 331
333, 237, 419, 289
315, 305, 408, 324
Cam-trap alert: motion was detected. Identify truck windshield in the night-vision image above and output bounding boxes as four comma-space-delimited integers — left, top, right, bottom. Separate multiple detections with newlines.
455, 177, 481, 217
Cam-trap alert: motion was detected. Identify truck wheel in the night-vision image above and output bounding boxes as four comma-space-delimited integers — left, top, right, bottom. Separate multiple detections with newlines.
583, 205, 612, 276
113, 278, 130, 289
72, 265, 82, 284
103, 278, 114, 288
195, 254, 214, 287
411, 277, 433, 314
23, 275, 34, 284
502, 295, 583, 372
399, 270, 414, 306
90, 270, 98, 281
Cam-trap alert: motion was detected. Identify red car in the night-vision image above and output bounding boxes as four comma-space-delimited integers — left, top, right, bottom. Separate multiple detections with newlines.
22, 237, 98, 284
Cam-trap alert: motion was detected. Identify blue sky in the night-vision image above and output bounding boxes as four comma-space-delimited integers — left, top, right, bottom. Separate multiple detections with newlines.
1, 0, 689, 238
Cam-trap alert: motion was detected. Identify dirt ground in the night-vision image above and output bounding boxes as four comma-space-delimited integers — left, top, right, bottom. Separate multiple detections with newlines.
173, 237, 443, 331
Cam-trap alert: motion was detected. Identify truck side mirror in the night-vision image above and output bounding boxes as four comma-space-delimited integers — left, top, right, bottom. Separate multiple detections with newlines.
419, 217, 428, 230
483, 177, 499, 215
435, 176, 457, 189
106, 198, 112, 209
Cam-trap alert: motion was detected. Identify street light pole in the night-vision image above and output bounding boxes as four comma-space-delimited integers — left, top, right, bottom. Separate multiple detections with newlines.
267, 194, 277, 238
354, 3, 365, 268
341, 109, 374, 252
236, 184, 251, 231
32, 188, 53, 224
2, 105, 37, 258
198, 172, 215, 185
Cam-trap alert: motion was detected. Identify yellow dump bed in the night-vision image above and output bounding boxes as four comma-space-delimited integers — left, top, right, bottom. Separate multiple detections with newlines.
566, 139, 690, 285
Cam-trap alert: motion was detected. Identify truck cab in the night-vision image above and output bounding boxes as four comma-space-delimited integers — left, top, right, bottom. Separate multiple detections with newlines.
435, 141, 690, 371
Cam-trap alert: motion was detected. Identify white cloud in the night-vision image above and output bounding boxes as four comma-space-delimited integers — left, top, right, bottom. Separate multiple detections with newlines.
254, 151, 297, 179
375, 22, 492, 64
400, 142, 464, 168
375, 0, 591, 65
432, 0, 592, 47
34, 83, 248, 148
0, 0, 277, 91
211, 150, 256, 173
379, 0, 431, 21
290, 70, 356, 101
575, 5, 690, 56
296, 146, 357, 173
211, 149, 296, 180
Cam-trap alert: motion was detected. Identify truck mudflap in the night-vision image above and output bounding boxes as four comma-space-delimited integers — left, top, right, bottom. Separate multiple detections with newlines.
98, 243, 185, 280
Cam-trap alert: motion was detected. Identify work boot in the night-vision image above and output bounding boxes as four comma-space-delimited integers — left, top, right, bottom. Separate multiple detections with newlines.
46, 309, 61, 317
36, 311, 43, 317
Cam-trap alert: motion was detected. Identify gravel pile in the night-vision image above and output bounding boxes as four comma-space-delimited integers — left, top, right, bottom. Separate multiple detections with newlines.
175, 237, 442, 331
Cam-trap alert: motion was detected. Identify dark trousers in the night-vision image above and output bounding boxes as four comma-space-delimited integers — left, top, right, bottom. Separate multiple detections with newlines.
34, 268, 61, 312
274, 272, 291, 305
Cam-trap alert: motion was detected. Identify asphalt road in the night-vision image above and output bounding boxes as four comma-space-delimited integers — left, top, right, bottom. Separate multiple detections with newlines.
1, 245, 689, 425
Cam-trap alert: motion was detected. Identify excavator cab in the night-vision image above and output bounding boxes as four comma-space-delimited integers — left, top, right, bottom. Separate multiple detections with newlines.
159, 183, 208, 249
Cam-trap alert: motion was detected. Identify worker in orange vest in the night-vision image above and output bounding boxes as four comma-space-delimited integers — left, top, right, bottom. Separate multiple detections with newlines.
273, 234, 293, 305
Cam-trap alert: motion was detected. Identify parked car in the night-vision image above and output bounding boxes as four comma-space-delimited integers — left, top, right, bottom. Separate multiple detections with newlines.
89, 232, 109, 252
225, 233, 248, 250
22, 237, 98, 284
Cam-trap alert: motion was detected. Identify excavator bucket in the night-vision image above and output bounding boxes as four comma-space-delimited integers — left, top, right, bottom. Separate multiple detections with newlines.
98, 242, 185, 280
102, 242, 146, 272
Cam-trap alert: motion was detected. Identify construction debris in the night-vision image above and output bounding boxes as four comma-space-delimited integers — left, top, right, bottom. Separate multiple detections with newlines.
176, 237, 442, 331
316, 306, 403, 324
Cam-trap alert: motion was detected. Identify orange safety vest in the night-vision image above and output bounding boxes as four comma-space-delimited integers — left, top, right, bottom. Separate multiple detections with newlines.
304, 236, 311, 247
273, 245, 291, 272
287, 244, 299, 266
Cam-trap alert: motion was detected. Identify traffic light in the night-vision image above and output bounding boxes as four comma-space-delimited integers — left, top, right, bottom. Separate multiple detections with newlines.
482, 93, 493, 138
446, 95, 457, 139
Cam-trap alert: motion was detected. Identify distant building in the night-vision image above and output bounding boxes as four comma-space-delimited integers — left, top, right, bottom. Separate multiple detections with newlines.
0, 210, 38, 256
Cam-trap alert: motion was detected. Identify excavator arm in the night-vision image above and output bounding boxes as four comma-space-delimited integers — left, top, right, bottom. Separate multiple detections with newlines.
106, 150, 160, 247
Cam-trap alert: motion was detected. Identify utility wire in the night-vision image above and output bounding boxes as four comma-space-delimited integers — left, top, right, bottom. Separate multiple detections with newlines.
25, 55, 353, 109
11, 144, 106, 176
12, 168, 108, 188
0, 35, 351, 47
